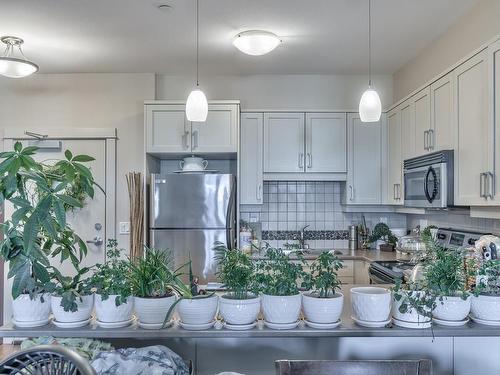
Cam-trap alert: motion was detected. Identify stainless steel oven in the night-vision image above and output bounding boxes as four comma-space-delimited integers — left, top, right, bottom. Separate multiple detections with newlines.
403, 150, 454, 208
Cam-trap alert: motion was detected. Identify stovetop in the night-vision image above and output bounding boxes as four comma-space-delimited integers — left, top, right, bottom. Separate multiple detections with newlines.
370, 260, 415, 279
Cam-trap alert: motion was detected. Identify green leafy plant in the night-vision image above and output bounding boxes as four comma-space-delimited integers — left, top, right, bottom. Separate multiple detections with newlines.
301, 251, 343, 298
369, 223, 398, 247
127, 248, 191, 298
392, 279, 436, 319
46, 266, 93, 312
474, 259, 500, 296
253, 246, 305, 296
0, 142, 100, 299
214, 242, 256, 299
88, 239, 132, 306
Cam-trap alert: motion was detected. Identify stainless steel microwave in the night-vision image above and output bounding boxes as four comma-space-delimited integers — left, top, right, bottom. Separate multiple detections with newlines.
403, 150, 454, 208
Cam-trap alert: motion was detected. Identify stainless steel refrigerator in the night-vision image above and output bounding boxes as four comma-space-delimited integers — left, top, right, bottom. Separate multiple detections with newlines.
149, 173, 236, 283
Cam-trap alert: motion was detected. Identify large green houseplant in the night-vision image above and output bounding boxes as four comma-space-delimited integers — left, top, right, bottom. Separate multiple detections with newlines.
0, 142, 99, 325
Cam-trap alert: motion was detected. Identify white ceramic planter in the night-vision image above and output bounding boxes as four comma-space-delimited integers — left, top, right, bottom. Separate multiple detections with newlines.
12, 293, 51, 323
302, 292, 343, 324
95, 294, 134, 323
433, 295, 471, 321
471, 294, 500, 321
177, 295, 219, 325
392, 292, 431, 324
351, 287, 391, 322
219, 294, 260, 325
134, 295, 176, 325
261, 294, 302, 324
51, 294, 94, 323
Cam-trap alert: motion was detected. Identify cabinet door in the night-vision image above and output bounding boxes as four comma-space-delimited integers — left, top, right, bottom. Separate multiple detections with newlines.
240, 113, 263, 205
145, 104, 190, 153
263, 112, 305, 173
454, 49, 490, 206
430, 72, 454, 151
191, 104, 238, 153
487, 40, 500, 205
413, 87, 431, 155
305, 113, 347, 173
400, 100, 414, 161
346, 113, 382, 204
387, 108, 403, 205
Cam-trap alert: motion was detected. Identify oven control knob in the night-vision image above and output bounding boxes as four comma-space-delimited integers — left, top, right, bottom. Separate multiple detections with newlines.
468, 238, 477, 246
437, 233, 447, 240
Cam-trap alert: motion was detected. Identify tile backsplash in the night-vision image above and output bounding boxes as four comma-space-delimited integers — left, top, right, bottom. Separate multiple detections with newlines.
240, 181, 407, 249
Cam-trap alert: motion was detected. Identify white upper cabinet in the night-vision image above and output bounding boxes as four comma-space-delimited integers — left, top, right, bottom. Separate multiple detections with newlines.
146, 104, 190, 153
305, 113, 347, 173
430, 72, 454, 151
412, 87, 431, 155
400, 99, 415, 161
346, 113, 383, 204
454, 49, 490, 206
240, 113, 264, 205
387, 108, 403, 205
145, 102, 239, 154
263, 112, 305, 173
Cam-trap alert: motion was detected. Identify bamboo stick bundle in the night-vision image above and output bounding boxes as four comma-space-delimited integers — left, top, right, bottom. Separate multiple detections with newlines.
126, 172, 144, 260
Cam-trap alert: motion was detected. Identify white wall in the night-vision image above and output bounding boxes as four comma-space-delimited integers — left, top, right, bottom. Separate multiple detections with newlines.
0, 73, 155, 250
393, 0, 500, 102
157, 74, 393, 111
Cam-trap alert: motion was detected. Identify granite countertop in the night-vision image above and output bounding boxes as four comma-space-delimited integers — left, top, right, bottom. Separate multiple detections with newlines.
251, 249, 412, 263
0, 284, 496, 339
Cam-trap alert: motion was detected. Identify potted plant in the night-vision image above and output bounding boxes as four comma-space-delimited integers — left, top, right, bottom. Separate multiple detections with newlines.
392, 280, 435, 329
254, 247, 305, 329
0, 142, 98, 326
47, 267, 94, 327
88, 239, 133, 327
369, 223, 398, 252
425, 245, 471, 324
215, 243, 259, 328
471, 259, 500, 323
128, 248, 190, 329
301, 251, 344, 328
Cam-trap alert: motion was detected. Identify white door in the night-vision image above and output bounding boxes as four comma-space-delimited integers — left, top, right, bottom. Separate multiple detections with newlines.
305, 113, 347, 173
413, 87, 431, 155
454, 49, 490, 206
2, 129, 115, 324
192, 104, 239, 153
387, 108, 403, 205
346, 113, 382, 204
145, 104, 190, 153
430, 72, 454, 152
263, 112, 305, 173
240, 113, 263, 205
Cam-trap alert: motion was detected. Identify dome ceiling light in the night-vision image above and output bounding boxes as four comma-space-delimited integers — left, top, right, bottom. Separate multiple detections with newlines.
233, 30, 281, 56
0, 36, 38, 78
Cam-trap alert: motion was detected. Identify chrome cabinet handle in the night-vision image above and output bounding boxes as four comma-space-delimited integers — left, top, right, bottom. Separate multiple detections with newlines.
192, 130, 199, 149
349, 185, 354, 201
480, 173, 486, 198
393, 184, 397, 200
86, 236, 103, 246
307, 153, 312, 168
182, 131, 190, 150
298, 153, 304, 169
487, 172, 495, 199
429, 129, 434, 151
257, 183, 262, 201
424, 130, 428, 151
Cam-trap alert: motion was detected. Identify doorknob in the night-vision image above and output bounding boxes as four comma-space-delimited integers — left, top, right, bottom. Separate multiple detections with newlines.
86, 236, 103, 246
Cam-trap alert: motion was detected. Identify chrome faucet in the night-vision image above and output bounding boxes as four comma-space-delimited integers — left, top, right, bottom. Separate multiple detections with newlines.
299, 224, 310, 249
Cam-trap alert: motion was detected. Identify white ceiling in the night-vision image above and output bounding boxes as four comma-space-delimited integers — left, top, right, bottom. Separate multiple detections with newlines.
0, 0, 479, 75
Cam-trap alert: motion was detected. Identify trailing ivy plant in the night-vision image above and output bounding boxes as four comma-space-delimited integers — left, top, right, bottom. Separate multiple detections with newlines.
253, 246, 306, 296
214, 242, 256, 300
474, 259, 500, 296
301, 251, 343, 298
87, 239, 132, 306
46, 266, 93, 312
0, 142, 100, 299
392, 279, 436, 319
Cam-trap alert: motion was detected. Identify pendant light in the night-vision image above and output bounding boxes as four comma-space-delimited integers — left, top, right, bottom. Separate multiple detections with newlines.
0, 36, 38, 78
359, 0, 381, 122
186, 0, 208, 122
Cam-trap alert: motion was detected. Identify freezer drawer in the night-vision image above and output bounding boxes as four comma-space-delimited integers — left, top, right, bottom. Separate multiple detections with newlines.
150, 228, 233, 283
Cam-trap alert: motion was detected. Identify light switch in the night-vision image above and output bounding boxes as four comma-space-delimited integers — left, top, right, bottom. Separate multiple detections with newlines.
119, 222, 130, 234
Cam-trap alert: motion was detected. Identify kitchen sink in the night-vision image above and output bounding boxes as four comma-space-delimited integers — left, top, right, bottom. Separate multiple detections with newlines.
283, 249, 344, 256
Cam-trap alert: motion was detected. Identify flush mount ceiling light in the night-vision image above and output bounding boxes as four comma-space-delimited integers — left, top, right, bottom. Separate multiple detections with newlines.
0, 36, 38, 78
233, 30, 281, 56
359, 0, 381, 122
186, 0, 208, 122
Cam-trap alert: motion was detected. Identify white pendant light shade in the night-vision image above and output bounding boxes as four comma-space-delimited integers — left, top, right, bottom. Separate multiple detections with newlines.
233, 30, 281, 56
359, 87, 382, 122
0, 36, 38, 78
186, 88, 208, 122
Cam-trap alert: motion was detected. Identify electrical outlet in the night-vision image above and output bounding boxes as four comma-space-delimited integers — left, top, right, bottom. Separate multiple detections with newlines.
119, 222, 130, 234
379, 217, 388, 224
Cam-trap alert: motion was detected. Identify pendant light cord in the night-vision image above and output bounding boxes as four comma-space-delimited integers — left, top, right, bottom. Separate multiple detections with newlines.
196, 0, 199, 87
368, 0, 372, 87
